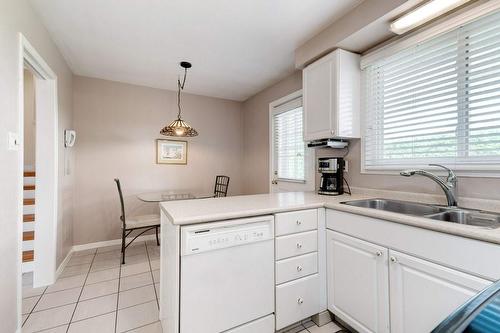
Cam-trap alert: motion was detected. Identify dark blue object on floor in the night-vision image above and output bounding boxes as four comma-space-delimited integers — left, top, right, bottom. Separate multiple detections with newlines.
432, 280, 500, 333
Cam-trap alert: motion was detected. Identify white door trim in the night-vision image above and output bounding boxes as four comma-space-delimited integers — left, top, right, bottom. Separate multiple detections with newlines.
17, 34, 59, 329
269, 90, 315, 193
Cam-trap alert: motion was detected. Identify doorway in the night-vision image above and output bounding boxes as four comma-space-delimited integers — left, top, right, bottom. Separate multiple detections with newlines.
18, 34, 59, 300
269, 90, 315, 193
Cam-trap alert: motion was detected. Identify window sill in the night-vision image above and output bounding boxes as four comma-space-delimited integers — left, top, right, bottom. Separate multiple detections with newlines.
361, 168, 500, 179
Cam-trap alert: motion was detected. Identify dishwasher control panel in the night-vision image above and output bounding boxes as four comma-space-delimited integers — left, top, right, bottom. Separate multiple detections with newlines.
181, 217, 274, 255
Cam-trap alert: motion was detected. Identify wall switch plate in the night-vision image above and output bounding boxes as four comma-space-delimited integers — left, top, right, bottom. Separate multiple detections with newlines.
344, 160, 349, 172
8, 132, 20, 151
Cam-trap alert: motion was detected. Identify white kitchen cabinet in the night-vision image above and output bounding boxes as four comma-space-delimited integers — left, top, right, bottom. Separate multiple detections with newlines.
275, 230, 318, 260
276, 274, 320, 330
326, 217, 494, 333
327, 231, 390, 333
303, 49, 360, 141
274, 209, 324, 330
389, 250, 491, 333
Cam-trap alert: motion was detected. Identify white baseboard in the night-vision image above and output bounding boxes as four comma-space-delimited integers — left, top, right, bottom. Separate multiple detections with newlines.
72, 234, 157, 252
55, 249, 73, 280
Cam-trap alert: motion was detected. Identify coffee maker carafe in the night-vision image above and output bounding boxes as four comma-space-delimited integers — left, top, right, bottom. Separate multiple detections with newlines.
318, 157, 344, 195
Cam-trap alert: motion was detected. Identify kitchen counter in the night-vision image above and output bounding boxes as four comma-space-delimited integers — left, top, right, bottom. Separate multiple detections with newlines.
160, 191, 500, 245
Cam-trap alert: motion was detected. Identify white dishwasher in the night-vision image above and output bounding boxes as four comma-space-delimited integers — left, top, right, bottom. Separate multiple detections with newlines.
180, 216, 275, 333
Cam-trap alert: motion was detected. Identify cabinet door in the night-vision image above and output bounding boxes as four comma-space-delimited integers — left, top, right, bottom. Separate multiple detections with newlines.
389, 250, 492, 333
303, 53, 336, 141
327, 231, 390, 333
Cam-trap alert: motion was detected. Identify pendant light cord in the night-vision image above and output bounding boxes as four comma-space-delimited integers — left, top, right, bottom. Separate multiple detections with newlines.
177, 67, 188, 119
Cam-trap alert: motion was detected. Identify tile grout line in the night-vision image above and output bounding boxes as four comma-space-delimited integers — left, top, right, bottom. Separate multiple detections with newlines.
121, 320, 160, 333
65, 248, 97, 333
115, 241, 149, 332
145, 241, 160, 309
23, 285, 48, 327
25, 245, 152, 333
42, 258, 151, 296
114, 242, 128, 333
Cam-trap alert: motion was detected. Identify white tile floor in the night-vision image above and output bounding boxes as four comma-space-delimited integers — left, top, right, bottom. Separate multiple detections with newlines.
22, 240, 346, 333
22, 241, 160, 333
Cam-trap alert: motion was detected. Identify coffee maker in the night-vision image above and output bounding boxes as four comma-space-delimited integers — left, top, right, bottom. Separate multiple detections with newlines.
318, 157, 344, 195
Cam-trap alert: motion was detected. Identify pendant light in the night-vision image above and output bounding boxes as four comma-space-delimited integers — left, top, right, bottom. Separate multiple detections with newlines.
160, 61, 199, 137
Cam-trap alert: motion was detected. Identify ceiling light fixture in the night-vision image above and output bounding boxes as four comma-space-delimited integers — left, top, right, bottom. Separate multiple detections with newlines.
160, 61, 199, 137
390, 0, 472, 35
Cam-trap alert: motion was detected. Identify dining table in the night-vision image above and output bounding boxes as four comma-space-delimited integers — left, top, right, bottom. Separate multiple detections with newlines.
137, 190, 213, 203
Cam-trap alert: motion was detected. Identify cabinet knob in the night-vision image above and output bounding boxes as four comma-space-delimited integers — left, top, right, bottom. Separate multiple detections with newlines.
296, 220, 301, 225
297, 297, 304, 305
296, 243, 302, 249
376, 251, 382, 257
297, 265, 303, 272
390, 256, 397, 263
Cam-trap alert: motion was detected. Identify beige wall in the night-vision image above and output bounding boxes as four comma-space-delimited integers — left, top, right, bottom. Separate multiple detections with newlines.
241, 71, 303, 194
0, 0, 74, 330
24, 69, 36, 167
72, 76, 244, 245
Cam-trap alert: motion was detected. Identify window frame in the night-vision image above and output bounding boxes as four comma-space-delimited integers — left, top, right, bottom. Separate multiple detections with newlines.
268, 90, 315, 193
271, 92, 306, 183
360, 3, 500, 178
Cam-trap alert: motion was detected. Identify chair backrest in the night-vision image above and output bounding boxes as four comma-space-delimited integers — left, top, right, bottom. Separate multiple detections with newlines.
214, 175, 230, 197
114, 178, 126, 228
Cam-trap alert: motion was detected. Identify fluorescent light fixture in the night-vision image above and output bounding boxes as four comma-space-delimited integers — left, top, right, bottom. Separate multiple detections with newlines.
390, 0, 472, 35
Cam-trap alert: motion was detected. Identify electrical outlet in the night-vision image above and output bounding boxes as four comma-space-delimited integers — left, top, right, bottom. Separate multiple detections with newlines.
8, 132, 20, 151
344, 160, 349, 172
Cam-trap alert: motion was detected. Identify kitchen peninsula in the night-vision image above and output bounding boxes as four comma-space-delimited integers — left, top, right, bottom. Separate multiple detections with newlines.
159, 191, 500, 333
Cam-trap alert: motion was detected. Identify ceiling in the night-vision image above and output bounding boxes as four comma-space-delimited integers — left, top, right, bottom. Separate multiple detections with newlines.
29, 0, 363, 101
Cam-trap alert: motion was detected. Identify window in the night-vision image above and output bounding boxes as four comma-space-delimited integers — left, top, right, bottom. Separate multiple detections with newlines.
272, 97, 305, 182
362, 10, 500, 172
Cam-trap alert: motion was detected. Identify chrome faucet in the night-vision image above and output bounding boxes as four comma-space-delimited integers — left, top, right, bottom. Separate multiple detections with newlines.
400, 164, 458, 207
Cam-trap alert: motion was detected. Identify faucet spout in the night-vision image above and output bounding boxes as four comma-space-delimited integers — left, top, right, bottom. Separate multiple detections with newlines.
400, 165, 458, 207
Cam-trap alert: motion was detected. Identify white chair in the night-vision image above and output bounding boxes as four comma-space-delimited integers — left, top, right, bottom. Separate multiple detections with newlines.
114, 179, 160, 264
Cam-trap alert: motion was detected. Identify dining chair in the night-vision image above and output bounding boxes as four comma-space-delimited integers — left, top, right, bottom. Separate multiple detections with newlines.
214, 175, 230, 197
114, 179, 160, 264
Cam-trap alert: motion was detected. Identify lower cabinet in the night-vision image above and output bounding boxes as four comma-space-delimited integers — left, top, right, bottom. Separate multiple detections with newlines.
276, 274, 320, 330
327, 230, 492, 333
327, 231, 390, 333
389, 250, 491, 333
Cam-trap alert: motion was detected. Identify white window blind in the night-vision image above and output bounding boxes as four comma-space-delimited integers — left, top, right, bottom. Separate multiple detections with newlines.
362, 10, 500, 171
273, 98, 305, 182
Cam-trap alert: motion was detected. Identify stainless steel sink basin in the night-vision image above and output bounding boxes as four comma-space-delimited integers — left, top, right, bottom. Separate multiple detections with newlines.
341, 198, 444, 216
341, 198, 500, 229
427, 210, 500, 229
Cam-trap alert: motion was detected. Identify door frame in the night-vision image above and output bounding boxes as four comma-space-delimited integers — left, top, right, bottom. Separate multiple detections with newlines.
268, 90, 315, 193
17, 34, 59, 316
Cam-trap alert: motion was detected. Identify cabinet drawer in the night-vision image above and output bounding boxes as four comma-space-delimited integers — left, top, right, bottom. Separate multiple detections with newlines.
276, 230, 318, 260
276, 252, 318, 285
276, 274, 320, 330
275, 209, 318, 236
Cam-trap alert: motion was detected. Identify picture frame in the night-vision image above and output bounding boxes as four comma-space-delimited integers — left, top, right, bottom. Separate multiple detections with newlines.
156, 139, 188, 164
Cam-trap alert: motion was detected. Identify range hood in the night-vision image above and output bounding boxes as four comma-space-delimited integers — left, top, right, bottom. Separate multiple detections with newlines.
307, 139, 348, 149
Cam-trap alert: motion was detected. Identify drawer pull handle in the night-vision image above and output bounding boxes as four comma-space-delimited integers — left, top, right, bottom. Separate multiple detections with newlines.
297, 265, 303, 272
296, 220, 301, 225
297, 297, 304, 305
296, 243, 302, 249
376, 251, 382, 257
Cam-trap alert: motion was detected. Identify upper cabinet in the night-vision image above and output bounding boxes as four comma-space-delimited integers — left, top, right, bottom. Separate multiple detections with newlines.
303, 49, 360, 141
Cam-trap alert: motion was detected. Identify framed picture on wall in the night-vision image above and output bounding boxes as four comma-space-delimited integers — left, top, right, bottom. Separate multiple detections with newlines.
156, 139, 188, 164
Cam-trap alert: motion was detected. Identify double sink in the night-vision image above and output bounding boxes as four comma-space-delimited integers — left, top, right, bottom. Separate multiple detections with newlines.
341, 198, 500, 229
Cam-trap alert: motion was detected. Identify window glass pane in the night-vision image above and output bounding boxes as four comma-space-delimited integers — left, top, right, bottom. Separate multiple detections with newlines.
273, 106, 305, 181
363, 10, 500, 170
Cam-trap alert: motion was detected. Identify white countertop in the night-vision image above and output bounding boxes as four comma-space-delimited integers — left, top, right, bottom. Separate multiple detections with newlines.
160, 191, 500, 245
